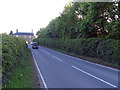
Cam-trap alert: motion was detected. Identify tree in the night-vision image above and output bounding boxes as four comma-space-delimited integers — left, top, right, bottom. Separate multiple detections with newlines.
36, 30, 41, 37
87, 2, 114, 36
60, 2, 79, 39
36, 1, 120, 40
9, 30, 13, 35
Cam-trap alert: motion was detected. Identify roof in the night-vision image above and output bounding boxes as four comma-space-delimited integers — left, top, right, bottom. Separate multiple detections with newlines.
11, 32, 34, 35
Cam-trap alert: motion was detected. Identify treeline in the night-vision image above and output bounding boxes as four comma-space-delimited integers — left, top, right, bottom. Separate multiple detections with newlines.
35, 2, 120, 67
34, 38, 120, 67
36, 2, 120, 39
2, 34, 29, 87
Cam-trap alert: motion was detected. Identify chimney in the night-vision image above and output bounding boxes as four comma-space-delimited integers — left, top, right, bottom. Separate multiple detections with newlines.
32, 29, 33, 33
16, 29, 18, 33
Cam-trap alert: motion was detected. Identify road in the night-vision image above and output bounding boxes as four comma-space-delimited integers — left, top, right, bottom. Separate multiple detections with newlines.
29, 45, 119, 89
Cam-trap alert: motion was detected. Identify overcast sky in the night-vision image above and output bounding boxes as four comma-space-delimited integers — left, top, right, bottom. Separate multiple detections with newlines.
0, 0, 71, 35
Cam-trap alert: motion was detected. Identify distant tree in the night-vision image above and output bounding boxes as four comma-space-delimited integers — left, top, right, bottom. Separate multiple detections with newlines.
36, 30, 41, 37
9, 30, 13, 35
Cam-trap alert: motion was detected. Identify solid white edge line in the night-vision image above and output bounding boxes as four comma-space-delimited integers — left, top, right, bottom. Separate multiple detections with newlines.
76, 58, 119, 72
31, 51, 48, 89
40, 46, 118, 71
53, 50, 118, 71
72, 65, 117, 88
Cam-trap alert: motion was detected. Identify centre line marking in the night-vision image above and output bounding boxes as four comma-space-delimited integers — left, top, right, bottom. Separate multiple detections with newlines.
52, 56, 63, 62
72, 66, 117, 88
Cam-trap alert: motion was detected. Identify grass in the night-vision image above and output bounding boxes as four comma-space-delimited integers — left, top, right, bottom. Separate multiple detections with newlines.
41, 45, 120, 69
5, 48, 39, 88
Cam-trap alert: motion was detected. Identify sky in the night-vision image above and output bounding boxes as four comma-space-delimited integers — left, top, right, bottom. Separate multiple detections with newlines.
0, 0, 71, 36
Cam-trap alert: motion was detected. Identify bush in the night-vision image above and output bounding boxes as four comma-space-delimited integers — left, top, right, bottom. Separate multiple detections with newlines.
97, 39, 120, 64
1, 34, 28, 87
34, 37, 120, 66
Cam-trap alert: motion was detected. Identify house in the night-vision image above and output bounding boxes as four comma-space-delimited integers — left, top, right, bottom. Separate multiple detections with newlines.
10, 29, 35, 44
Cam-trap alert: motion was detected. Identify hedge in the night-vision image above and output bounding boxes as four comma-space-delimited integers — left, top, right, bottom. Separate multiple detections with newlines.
1, 34, 28, 87
34, 38, 120, 66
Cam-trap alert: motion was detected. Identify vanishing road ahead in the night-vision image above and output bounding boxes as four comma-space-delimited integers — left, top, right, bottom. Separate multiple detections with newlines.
29, 45, 119, 89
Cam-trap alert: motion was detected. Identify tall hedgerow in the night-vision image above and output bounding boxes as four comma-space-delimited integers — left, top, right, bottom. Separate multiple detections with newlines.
34, 38, 120, 67
2, 34, 28, 87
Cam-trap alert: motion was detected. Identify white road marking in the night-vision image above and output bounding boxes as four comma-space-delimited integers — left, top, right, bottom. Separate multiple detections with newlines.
33, 46, 118, 88
52, 56, 63, 62
72, 65, 117, 88
76, 58, 119, 71
31, 51, 48, 89
50, 49, 118, 71
41, 49, 51, 56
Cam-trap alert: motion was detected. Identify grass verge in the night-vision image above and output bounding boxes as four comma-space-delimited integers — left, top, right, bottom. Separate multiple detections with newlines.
4, 48, 40, 88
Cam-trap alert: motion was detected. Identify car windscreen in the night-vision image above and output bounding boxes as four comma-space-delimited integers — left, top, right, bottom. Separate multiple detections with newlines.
33, 42, 38, 46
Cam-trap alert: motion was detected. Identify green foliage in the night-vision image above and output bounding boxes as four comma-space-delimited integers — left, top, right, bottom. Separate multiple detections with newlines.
105, 20, 120, 39
36, 30, 41, 37
34, 38, 120, 66
9, 31, 13, 35
34, 1, 120, 68
97, 39, 120, 64
6, 49, 35, 88
37, 2, 119, 40
1, 34, 28, 87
